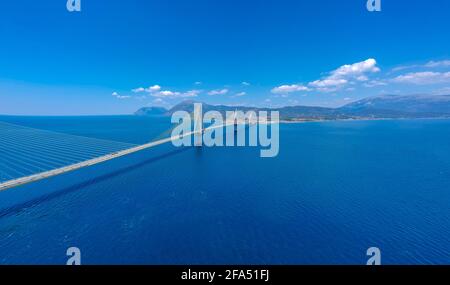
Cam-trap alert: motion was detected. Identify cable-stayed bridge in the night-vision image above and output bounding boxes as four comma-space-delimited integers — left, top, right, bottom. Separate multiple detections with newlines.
0, 120, 235, 192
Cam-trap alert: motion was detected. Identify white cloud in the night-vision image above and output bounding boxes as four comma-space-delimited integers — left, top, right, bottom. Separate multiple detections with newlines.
392, 71, 450, 85
425, 60, 450, 68
183, 90, 201, 97
132, 85, 161, 93
194, 81, 202, 85
208, 88, 229, 95
234, 92, 246, 97
331, 58, 380, 78
364, 79, 387, 87
112, 92, 131, 99
271, 58, 380, 94
152, 89, 201, 98
113, 93, 131, 100
241, 81, 251, 86
309, 78, 348, 88
309, 58, 379, 90
131, 84, 200, 98
391, 59, 450, 73
147, 85, 161, 92
158, 90, 177, 97
132, 87, 145, 93
271, 84, 310, 94
391, 65, 417, 72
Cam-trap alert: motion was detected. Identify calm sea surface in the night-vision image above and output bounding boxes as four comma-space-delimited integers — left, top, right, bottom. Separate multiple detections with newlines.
0, 116, 449, 264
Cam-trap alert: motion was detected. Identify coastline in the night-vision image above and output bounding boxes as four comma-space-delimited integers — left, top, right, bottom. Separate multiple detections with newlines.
2, 114, 450, 125
279, 117, 450, 124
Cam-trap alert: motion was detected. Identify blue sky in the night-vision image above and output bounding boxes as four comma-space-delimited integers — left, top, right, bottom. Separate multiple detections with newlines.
0, 0, 449, 115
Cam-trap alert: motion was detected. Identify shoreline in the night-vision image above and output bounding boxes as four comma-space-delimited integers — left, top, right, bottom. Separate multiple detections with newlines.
279, 117, 450, 124
2, 114, 450, 124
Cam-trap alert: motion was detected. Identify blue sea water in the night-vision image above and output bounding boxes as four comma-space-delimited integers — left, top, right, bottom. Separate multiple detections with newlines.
0, 116, 449, 265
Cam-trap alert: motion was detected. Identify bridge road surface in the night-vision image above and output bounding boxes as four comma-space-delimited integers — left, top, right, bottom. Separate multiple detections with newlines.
0, 122, 240, 192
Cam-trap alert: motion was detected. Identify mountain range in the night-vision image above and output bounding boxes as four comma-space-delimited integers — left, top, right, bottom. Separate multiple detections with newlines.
135, 94, 450, 121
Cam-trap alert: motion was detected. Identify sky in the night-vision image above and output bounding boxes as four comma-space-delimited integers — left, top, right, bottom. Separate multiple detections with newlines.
0, 0, 449, 115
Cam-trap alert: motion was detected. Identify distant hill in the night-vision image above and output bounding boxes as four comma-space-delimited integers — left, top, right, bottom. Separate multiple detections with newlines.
340, 94, 450, 118
135, 95, 450, 121
166, 100, 260, 114
134, 106, 167, 116
162, 101, 335, 120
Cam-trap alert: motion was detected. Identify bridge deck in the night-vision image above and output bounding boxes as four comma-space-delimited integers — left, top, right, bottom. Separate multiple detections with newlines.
0, 122, 237, 192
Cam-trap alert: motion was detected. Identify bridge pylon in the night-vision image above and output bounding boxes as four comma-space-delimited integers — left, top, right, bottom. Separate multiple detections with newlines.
193, 103, 203, 147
